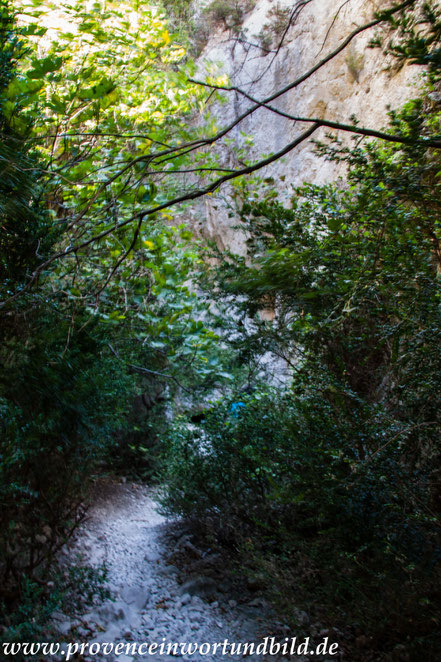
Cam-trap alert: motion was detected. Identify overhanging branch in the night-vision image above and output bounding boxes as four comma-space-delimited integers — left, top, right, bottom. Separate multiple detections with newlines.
188, 79, 441, 149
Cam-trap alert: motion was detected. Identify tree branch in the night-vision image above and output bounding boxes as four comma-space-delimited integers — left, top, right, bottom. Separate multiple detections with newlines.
0, 0, 422, 306
107, 343, 193, 393
0, 123, 320, 307
51, 0, 417, 229
188, 79, 441, 148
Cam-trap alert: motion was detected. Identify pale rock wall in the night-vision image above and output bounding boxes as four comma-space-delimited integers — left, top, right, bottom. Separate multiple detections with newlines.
191, 0, 424, 252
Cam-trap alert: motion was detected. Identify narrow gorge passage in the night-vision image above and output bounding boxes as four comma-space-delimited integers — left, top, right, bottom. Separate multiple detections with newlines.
54, 480, 306, 662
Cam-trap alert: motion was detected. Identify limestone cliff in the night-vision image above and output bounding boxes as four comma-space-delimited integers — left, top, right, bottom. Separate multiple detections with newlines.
190, 0, 423, 251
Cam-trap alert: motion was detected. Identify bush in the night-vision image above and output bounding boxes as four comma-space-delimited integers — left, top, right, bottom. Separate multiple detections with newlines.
163, 81, 441, 659
163, 388, 441, 658
0, 0, 134, 633
203, 0, 255, 32
0, 563, 109, 659
257, 3, 292, 52
0, 308, 133, 591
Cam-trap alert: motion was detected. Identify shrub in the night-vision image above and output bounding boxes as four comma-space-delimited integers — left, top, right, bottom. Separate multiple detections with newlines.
257, 3, 292, 51
0, 563, 109, 658
163, 82, 441, 659
0, 0, 134, 634
0, 310, 133, 586
163, 389, 441, 658
203, 0, 255, 32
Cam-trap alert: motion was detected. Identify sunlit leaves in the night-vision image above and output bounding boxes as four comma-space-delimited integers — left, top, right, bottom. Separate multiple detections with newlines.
26, 55, 63, 78
3, 0, 239, 394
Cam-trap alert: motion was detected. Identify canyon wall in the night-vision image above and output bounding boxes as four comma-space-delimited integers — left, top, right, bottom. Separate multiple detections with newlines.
190, 0, 423, 251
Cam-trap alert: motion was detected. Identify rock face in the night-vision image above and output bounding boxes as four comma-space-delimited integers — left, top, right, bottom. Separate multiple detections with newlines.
191, 0, 422, 251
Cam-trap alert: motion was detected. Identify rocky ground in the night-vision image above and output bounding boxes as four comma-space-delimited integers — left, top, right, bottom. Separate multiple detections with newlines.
50, 479, 337, 662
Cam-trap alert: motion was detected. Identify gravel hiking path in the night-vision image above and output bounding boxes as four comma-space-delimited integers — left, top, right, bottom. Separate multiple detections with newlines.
52, 479, 317, 662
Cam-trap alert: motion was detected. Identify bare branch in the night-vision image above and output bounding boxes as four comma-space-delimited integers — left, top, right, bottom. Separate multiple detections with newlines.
107, 344, 193, 393
190, 0, 416, 131
94, 218, 143, 301
317, 0, 352, 56
53, 0, 417, 227
0, 0, 422, 307
252, 0, 314, 85
0, 124, 320, 307
189, 79, 441, 148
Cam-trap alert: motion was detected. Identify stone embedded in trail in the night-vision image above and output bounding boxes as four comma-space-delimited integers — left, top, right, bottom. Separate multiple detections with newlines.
90, 622, 120, 644
55, 619, 72, 636
179, 576, 218, 598
144, 550, 161, 563
182, 539, 203, 558
95, 601, 126, 622
51, 610, 72, 635
161, 564, 179, 576
121, 585, 148, 609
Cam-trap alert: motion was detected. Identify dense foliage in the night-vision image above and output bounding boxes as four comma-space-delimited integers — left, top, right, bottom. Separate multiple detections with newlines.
3, 0, 441, 659
0, 0, 228, 641
0, 1, 137, 641
163, 67, 441, 662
